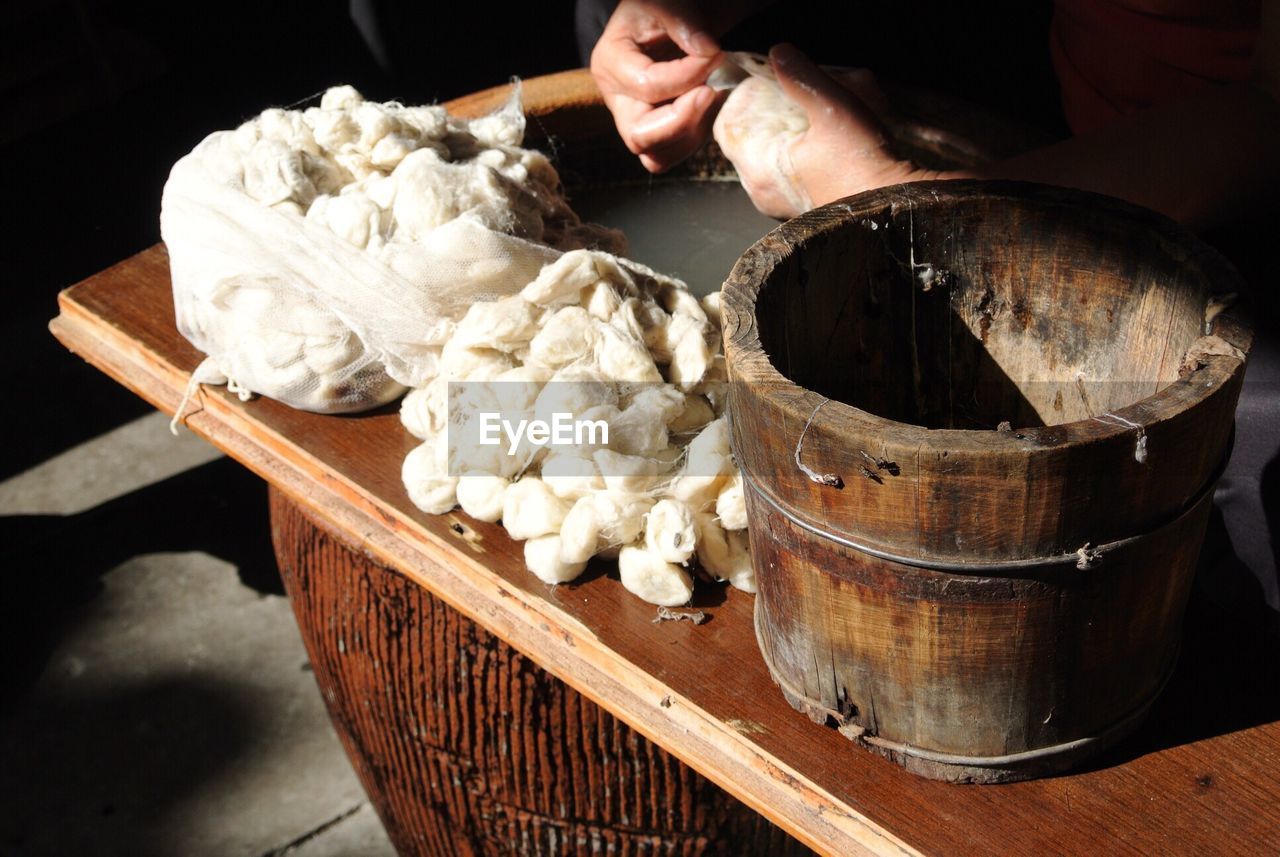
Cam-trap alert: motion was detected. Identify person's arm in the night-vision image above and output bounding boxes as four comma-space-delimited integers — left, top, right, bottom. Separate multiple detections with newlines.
762, 5, 1280, 230
972, 84, 1280, 230
589, 0, 766, 173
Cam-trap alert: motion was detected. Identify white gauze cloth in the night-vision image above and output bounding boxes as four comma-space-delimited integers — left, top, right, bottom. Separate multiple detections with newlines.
161, 84, 621, 414
711, 52, 886, 219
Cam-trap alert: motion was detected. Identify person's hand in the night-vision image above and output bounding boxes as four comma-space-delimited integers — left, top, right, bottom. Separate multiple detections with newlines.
760, 44, 931, 217
590, 1, 745, 172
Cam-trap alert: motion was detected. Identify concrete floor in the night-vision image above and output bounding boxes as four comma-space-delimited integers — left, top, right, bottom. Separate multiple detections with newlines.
0, 413, 397, 856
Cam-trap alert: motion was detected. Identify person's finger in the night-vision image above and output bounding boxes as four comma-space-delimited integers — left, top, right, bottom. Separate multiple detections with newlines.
636, 123, 709, 172
638, 153, 667, 172
627, 85, 718, 153
603, 85, 719, 168
602, 94, 666, 155
591, 2, 722, 103
655, 4, 720, 59
602, 43, 722, 104
769, 43, 884, 136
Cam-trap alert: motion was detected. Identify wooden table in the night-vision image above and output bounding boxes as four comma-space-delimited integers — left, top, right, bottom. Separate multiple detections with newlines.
50, 72, 1280, 856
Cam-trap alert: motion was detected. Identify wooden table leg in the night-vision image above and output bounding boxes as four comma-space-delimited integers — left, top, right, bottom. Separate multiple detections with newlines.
268, 487, 808, 856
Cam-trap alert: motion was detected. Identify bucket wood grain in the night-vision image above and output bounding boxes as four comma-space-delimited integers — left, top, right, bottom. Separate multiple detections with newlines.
721, 181, 1252, 782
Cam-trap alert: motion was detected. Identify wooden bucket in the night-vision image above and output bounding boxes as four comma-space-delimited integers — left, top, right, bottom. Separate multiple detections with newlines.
720, 181, 1252, 783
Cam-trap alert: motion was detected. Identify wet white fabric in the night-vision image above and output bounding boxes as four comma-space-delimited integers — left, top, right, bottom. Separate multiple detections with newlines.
711, 52, 813, 218
711, 52, 886, 219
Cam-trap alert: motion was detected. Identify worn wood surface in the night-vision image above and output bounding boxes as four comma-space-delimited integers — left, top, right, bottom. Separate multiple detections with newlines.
48, 69, 1280, 854
271, 487, 806, 855
722, 182, 1250, 563
747, 489, 1212, 782
51, 207, 1280, 857
720, 182, 1253, 782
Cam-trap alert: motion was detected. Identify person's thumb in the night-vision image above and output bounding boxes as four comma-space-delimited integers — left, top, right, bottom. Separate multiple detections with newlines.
657, 3, 720, 58
769, 43, 881, 134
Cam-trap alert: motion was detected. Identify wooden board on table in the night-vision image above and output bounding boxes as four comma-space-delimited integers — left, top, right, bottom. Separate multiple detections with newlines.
51, 245, 1280, 857
49, 68, 1280, 855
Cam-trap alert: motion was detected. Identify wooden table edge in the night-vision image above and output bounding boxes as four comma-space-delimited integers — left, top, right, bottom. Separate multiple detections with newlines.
50, 270, 923, 857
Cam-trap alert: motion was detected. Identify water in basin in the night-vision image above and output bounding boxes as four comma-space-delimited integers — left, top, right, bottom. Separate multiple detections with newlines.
569, 180, 777, 297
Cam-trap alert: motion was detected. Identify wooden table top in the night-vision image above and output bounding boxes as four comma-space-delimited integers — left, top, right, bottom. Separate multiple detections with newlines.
49, 72, 1280, 857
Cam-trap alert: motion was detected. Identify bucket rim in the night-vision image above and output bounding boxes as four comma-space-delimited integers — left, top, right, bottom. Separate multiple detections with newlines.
720, 179, 1253, 454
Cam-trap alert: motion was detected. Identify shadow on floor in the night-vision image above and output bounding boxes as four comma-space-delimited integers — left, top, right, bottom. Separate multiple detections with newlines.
0, 457, 279, 715
0, 675, 257, 857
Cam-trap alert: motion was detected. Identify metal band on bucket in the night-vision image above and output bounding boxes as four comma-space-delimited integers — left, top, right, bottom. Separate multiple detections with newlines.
738, 454, 1226, 576
751, 594, 1177, 772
